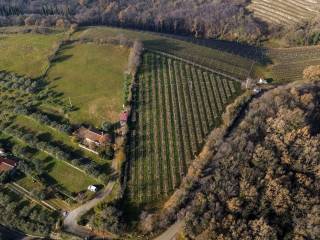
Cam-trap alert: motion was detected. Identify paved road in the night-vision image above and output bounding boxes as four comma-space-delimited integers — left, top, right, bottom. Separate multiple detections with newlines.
153, 221, 184, 240
63, 181, 116, 238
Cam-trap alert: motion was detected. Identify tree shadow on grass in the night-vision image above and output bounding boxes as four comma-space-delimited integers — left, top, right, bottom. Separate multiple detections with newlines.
41, 172, 59, 187
52, 54, 73, 64
143, 38, 184, 52
36, 132, 52, 142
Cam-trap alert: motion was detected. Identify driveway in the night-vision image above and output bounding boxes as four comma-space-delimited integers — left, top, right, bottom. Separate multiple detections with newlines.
153, 221, 185, 240
63, 181, 116, 238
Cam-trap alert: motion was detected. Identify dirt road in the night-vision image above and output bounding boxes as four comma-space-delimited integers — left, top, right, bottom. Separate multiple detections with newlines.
153, 221, 184, 240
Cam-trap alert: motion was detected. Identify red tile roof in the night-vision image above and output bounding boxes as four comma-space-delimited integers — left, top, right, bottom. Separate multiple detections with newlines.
0, 157, 16, 172
120, 111, 129, 122
76, 127, 111, 144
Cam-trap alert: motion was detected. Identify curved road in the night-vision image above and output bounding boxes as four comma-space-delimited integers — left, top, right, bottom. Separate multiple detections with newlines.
63, 181, 116, 239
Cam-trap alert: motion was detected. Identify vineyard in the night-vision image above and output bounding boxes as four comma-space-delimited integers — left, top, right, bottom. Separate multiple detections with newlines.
267, 46, 320, 82
248, 0, 320, 26
127, 51, 241, 204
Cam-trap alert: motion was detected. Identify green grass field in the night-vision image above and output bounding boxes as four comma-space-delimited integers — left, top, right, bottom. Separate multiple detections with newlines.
74, 27, 254, 80
0, 32, 64, 78
47, 159, 97, 193
46, 43, 129, 126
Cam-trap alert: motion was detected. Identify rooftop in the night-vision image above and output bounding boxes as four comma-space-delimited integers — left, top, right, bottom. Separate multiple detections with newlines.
76, 127, 110, 144
0, 157, 17, 172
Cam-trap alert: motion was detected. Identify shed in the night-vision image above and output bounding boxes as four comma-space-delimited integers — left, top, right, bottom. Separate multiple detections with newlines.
258, 78, 268, 84
120, 111, 129, 126
0, 148, 5, 156
88, 185, 97, 192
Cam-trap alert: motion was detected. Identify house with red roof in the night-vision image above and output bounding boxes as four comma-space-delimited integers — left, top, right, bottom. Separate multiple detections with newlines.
0, 157, 17, 172
74, 127, 111, 154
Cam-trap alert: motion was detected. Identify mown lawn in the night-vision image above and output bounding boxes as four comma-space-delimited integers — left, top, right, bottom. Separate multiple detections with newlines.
0, 32, 65, 78
0, 131, 98, 193
47, 159, 97, 193
46, 43, 129, 127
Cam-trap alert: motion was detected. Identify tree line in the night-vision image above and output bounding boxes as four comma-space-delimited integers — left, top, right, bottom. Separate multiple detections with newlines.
0, 0, 265, 44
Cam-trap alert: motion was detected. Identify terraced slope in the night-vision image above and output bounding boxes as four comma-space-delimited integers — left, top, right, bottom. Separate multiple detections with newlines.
127, 51, 242, 204
248, 0, 320, 26
267, 45, 320, 82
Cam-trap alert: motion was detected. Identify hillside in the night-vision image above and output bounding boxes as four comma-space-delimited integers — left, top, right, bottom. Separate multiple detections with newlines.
0, 0, 264, 44
127, 51, 241, 205
184, 80, 320, 239
248, 0, 320, 26
0, 17, 319, 238
145, 78, 320, 239
267, 46, 320, 82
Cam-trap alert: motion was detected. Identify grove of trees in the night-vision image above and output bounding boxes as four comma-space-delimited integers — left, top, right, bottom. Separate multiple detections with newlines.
0, 0, 265, 44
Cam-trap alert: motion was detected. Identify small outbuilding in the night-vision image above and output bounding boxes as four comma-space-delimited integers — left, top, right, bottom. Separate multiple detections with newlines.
0, 148, 5, 156
258, 78, 268, 85
88, 185, 97, 192
120, 111, 129, 126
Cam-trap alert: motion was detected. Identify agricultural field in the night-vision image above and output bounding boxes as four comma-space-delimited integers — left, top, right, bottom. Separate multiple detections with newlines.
266, 46, 320, 83
248, 0, 320, 26
127, 51, 241, 204
0, 39, 116, 210
74, 27, 255, 80
0, 31, 64, 78
45, 43, 129, 126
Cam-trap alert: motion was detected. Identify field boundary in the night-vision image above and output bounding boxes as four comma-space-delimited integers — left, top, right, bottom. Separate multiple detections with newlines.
148, 49, 242, 83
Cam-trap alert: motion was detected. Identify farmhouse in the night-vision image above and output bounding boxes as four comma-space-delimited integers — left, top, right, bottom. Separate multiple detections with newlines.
74, 127, 111, 154
0, 157, 17, 172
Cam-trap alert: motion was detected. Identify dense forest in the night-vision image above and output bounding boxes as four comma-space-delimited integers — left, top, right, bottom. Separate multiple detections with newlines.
140, 74, 320, 239
0, 0, 264, 43
183, 82, 320, 239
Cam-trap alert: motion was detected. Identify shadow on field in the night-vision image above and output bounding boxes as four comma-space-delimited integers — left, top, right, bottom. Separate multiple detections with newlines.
52, 54, 73, 64
41, 173, 58, 186
155, 33, 272, 65
144, 38, 184, 52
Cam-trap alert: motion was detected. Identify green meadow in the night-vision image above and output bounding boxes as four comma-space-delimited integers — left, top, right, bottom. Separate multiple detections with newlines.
46, 43, 129, 127
0, 32, 64, 78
